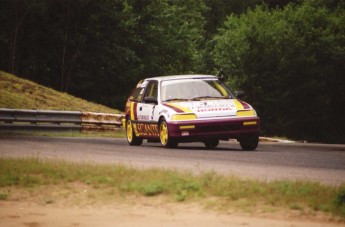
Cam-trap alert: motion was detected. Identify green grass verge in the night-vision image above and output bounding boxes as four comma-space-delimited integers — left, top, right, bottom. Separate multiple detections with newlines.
0, 71, 121, 113
0, 157, 344, 219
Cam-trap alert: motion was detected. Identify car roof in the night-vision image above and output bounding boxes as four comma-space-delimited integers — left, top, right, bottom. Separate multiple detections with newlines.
145, 74, 217, 82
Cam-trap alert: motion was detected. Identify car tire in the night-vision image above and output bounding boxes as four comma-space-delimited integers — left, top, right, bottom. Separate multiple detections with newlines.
126, 119, 143, 146
239, 134, 259, 151
159, 119, 178, 148
204, 138, 219, 149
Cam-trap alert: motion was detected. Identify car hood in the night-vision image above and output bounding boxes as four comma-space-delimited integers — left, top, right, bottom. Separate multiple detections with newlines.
163, 99, 252, 118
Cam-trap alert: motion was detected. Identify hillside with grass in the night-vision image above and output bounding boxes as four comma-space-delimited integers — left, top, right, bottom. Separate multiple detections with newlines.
0, 71, 121, 113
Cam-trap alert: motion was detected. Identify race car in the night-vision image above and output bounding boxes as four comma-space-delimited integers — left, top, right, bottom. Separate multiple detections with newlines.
124, 75, 260, 150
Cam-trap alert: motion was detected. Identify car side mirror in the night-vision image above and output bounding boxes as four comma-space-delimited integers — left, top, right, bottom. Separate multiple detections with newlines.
144, 96, 158, 105
235, 91, 245, 99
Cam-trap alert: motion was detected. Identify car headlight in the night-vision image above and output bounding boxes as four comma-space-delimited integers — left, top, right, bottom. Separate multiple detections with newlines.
171, 114, 197, 121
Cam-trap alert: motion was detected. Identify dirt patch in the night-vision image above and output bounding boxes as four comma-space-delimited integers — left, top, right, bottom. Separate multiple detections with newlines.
0, 187, 343, 227
1, 200, 343, 227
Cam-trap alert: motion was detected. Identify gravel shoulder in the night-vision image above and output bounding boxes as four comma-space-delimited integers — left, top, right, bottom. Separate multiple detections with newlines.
1, 198, 343, 227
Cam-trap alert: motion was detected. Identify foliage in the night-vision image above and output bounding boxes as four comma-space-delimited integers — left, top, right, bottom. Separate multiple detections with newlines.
334, 187, 345, 217
0, 0, 344, 142
0, 0, 207, 109
213, 2, 345, 142
123, 0, 207, 75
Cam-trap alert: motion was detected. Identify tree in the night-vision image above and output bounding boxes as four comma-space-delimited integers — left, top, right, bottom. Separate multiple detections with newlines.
0, 0, 35, 74
123, 0, 207, 76
1, 0, 344, 143
212, 2, 345, 142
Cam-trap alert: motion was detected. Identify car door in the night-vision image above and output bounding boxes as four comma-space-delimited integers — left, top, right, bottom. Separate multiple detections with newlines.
136, 80, 159, 136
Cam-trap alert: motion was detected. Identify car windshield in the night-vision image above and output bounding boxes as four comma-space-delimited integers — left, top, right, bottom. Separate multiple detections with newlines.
161, 79, 234, 102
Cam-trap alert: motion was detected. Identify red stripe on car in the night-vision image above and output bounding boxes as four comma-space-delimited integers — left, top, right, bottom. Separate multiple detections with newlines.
162, 104, 184, 113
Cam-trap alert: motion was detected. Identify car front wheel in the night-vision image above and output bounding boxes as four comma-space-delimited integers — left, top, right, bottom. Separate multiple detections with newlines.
239, 134, 259, 151
204, 138, 219, 149
159, 119, 178, 148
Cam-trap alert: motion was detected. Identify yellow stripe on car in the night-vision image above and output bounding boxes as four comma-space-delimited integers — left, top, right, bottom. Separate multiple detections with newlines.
237, 109, 256, 117
130, 102, 135, 120
130, 102, 139, 136
234, 99, 244, 110
214, 83, 228, 96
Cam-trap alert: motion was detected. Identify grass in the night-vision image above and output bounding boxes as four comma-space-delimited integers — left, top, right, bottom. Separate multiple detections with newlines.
0, 71, 125, 137
0, 71, 121, 113
0, 192, 8, 200
0, 157, 344, 220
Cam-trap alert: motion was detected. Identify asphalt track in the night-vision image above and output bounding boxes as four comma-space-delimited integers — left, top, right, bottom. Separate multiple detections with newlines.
1, 136, 345, 186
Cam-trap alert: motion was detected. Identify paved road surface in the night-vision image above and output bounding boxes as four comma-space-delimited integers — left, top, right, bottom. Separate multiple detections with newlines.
1, 136, 344, 185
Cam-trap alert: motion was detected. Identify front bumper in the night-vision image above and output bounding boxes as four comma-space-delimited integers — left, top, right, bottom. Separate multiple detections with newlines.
167, 117, 260, 141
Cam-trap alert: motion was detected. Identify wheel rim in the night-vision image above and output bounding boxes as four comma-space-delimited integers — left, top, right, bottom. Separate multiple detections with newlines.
160, 122, 168, 145
126, 120, 133, 142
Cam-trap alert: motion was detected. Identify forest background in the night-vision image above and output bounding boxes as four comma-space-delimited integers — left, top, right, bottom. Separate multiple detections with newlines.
1, 0, 344, 143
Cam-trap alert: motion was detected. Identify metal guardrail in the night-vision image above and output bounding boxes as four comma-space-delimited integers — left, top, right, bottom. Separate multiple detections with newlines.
0, 108, 124, 131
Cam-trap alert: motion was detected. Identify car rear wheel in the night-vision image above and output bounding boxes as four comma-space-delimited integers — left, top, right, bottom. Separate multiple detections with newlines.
204, 138, 219, 149
239, 134, 259, 151
159, 119, 178, 148
126, 119, 143, 146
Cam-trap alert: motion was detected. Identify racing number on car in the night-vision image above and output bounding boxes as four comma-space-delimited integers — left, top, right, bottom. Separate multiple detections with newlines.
151, 105, 155, 120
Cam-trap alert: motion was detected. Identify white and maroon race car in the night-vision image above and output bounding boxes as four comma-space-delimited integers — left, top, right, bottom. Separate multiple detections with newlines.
124, 75, 260, 150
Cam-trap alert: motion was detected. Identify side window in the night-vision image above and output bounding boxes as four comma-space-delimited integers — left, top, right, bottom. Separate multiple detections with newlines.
129, 87, 144, 102
143, 81, 158, 99
129, 80, 146, 102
